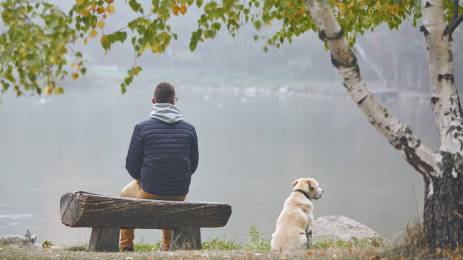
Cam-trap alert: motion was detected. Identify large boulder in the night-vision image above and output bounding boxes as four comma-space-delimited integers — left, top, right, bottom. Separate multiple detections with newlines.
312, 215, 379, 241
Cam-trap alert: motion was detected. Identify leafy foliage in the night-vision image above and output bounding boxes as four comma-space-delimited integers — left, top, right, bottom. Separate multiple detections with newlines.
0, 0, 81, 96
330, 0, 421, 43
0, 0, 458, 96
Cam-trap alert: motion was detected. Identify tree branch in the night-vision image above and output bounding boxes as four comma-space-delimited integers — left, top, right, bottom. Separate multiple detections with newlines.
443, 0, 462, 40
453, 0, 459, 20
303, 0, 440, 177
444, 13, 463, 39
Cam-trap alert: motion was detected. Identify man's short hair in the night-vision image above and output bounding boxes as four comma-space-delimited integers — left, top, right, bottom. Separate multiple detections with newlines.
154, 82, 175, 103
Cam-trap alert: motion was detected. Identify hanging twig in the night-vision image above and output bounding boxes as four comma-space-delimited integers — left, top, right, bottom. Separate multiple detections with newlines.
444, 0, 463, 40
453, 0, 459, 20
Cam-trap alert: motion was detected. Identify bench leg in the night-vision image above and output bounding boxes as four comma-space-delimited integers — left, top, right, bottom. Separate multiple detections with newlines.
171, 225, 201, 250
88, 227, 120, 252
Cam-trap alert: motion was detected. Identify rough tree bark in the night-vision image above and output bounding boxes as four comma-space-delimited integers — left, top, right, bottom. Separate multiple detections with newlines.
304, 0, 463, 249
420, 0, 463, 249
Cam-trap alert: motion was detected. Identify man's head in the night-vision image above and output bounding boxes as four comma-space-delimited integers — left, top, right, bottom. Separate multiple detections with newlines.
153, 82, 176, 104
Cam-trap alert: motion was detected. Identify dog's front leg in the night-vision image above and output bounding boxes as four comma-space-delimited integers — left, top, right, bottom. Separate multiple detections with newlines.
305, 226, 313, 249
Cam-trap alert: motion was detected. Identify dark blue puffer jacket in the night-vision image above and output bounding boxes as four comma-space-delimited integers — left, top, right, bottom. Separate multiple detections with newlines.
125, 118, 199, 196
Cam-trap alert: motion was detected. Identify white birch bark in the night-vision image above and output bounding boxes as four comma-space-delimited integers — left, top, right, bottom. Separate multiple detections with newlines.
421, 0, 463, 154
303, 0, 440, 177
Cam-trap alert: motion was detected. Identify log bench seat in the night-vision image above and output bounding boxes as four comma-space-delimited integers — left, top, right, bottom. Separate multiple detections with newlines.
59, 191, 232, 252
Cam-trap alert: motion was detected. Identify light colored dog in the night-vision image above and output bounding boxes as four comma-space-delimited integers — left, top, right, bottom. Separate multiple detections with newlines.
271, 178, 323, 252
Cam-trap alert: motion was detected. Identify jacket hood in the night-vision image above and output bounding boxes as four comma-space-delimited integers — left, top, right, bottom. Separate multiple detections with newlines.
148, 103, 183, 124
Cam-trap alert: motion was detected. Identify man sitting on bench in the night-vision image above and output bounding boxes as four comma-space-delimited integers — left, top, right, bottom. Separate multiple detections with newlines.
120, 82, 199, 252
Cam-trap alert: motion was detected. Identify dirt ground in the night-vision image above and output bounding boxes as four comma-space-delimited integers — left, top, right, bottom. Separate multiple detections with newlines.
0, 244, 383, 260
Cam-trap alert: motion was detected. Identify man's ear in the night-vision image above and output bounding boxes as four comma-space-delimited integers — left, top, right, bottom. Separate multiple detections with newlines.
152, 97, 156, 104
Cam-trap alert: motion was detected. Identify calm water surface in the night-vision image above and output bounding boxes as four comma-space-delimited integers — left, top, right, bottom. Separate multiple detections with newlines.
0, 79, 439, 245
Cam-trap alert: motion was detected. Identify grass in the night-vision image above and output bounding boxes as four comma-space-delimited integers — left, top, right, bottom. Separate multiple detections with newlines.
392, 220, 427, 257
134, 242, 161, 252
310, 237, 383, 251
382, 221, 463, 259
3, 224, 463, 259
63, 244, 87, 252
61, 226, 270, 252
202, 239, 242, 250
55, 226, 383, 259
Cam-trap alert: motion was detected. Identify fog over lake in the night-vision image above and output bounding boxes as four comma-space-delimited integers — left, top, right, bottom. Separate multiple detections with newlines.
0, 80, 439, 245
1, 1, 463, 245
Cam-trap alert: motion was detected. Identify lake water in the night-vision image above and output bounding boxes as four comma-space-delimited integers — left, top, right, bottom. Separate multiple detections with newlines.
0, 77, 439, 246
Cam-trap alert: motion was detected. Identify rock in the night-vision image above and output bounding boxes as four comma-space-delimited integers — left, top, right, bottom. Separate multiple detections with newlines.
312, 215, 379, 241
0, 229, 37, 246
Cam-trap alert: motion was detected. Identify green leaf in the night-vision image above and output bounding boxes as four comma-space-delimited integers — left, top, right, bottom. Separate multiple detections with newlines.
253, 20, 262, 30
111, 31, 128, 42
211, 22, 221, 30
131, 66, 142, 75
100, 35, 110, 50
101, 31, 127, 50
128, 0, 144, 14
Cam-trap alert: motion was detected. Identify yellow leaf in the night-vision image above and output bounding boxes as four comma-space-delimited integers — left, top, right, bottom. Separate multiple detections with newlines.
348, 0, 355, 8
97, 6, 105, 14
44, 86, 54, 96
107, 5, 115, 14
90, 29, 97, 38
76, 0, 85, 6
72, 73, 79, 80
82, 9, 90, 17
179, 4, 187, 15
100, 35, 109, 46
97, 20, 105, 29
173, 5, 180, 15
335, 2, 345, 10
151, 43, 162, 53
132, 66, 142, 75
54, 87, 64, 95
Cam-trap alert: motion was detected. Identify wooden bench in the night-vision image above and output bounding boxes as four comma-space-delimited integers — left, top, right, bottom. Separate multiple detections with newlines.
60, 191, 232, 252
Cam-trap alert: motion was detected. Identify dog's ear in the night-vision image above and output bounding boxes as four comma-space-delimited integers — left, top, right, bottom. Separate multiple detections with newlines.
305, 179, 314, 189
292, 179, 298, 187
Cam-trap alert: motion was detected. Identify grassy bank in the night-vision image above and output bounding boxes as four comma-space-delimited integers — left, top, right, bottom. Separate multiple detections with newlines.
1, 224, 462, 259
1, 239, 383, 260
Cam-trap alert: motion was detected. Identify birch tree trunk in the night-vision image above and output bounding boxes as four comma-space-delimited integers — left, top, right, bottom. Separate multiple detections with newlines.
304, 0, 463, 249
420, 0, 463, 249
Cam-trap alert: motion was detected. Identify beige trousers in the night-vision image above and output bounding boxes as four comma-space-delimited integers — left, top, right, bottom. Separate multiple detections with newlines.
119, 180, 187, 251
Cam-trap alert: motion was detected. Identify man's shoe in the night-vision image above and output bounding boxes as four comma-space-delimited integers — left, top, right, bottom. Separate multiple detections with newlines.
121, 246, 134, 252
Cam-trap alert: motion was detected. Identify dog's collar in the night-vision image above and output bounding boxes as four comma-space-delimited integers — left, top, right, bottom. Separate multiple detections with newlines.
292, 189, 312, 200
